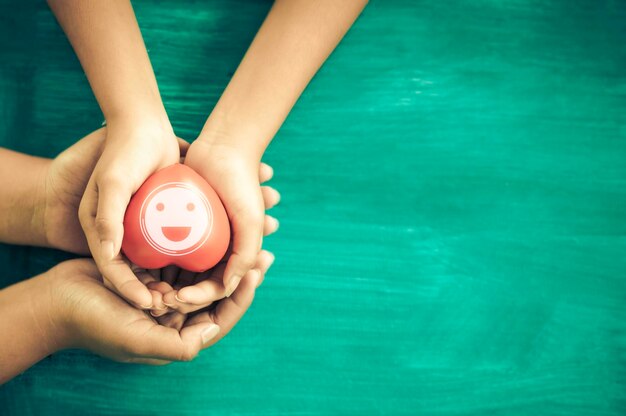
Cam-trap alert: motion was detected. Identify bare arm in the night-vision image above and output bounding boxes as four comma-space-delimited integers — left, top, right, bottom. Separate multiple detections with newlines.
0, 149, 47, 247
179, 0, 368, 307
202, 0, 368, 155
46, 0, 169, 127
47, 0, 179, 309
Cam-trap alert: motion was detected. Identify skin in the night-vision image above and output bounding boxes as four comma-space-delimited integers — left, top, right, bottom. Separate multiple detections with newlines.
0, 131, 279, 384
46, 0, 368, 313
47, 0, 179, 310
0, 257, 271, 385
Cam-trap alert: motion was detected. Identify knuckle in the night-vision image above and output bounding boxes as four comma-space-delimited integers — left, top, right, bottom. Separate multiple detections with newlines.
94, 216, 114, 236
180, 347, 199, 362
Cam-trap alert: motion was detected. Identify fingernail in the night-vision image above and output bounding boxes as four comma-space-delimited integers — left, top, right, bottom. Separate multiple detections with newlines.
150, 309, 166, 317
225, 275, 242, 297
101, 240, 115, 261
140, 303, 153, 309
270, 217, 279, 230
175, 294, 189, 304
201, 324, 220, 344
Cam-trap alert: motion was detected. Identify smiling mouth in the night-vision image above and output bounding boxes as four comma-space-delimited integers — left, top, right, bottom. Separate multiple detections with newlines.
162, 226, 191, 242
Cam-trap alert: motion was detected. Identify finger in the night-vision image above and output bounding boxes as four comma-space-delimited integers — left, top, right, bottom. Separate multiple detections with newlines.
223, 204, 264, 296
129, 321, 217, 362
133, 264, 157, 285
173, 274, 225, 306
147, 281, 176, 314
95, 171, 133, 259
133, 265, 165, 311
261, 186, 280, 209
79, 176, 152, 308
156, 311, 187, 331
264, 215, 279, 236
164, 263, 226, 311
147, 280, 175, 295
187, 269, 261, 349
180, 322, 220, 356
149, 290, 168, 316
259, 163, 274, 183
165, 250, 273, 315
100, 258, 153, 308
255, 250, 275, 287
126, 358, 172, 366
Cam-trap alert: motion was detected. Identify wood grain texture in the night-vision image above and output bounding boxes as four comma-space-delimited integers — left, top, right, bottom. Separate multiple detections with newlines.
1, 0, 625, 414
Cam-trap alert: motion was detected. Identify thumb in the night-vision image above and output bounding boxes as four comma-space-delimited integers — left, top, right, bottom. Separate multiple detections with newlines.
86, 173, 152, 308
132, 322, 220, 362
95, 173, 132, 257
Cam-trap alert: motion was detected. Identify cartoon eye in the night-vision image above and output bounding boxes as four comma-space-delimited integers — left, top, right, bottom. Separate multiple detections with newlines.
187, 202, 195, 211
156, 202, 165, 211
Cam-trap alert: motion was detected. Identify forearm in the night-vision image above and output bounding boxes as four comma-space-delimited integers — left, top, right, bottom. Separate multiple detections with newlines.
47, 0, 170, 129
201, 0, 368, 156
0, 272, 65, 384
0, 149, 48, 246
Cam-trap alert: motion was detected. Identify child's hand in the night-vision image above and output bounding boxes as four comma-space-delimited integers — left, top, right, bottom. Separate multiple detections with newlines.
183, 137, 278, 302
40, 258, 262, 364
78, 121, 180, 309
160, 249, 275, 316
143, 161, 279, 315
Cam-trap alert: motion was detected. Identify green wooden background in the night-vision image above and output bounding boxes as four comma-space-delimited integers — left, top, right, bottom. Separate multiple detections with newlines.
1, 0, 625, 414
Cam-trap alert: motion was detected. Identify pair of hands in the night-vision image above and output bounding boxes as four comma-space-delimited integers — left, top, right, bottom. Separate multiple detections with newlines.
73, 121, 277, 316
38, 127, 279, 363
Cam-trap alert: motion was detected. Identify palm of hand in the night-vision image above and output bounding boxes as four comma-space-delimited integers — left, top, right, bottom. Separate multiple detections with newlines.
54, 259, 180, 364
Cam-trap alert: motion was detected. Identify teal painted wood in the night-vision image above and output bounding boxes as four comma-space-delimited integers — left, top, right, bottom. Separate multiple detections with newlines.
1, 0, 626, 414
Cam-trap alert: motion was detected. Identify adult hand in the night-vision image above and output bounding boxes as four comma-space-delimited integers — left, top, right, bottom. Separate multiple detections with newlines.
41, 128, 106, 255
42, 258, 263, 364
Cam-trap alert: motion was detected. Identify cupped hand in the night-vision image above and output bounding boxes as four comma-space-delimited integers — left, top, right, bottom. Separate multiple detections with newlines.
78, 121, 180, 309
49, 258, 263, 364
150, 248, 275, 331
42, 128, 106, 254
134, 161, 280, 315
184, 138, 277, 301
169, 149, 280, 310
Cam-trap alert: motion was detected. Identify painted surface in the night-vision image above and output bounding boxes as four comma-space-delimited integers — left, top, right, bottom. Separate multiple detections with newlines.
1, 0, 625, 414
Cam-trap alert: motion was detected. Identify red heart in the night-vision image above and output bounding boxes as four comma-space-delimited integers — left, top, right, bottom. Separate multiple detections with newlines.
122, 163, 230, 272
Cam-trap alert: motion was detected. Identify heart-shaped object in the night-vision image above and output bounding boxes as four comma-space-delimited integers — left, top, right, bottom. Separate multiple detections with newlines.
122, 163, 230, 272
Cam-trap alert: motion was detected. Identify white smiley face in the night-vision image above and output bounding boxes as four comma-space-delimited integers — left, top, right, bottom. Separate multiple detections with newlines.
140, 183, 213, 255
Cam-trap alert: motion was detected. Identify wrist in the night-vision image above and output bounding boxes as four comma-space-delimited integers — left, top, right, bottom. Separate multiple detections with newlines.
198, 109, 268, 159
1, 154, 50, 248
105, 111, 175, 141
27, 271, 72, 355
29, 159, 51, 248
